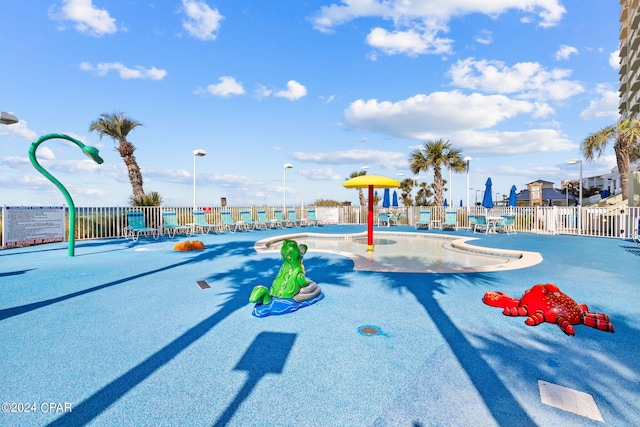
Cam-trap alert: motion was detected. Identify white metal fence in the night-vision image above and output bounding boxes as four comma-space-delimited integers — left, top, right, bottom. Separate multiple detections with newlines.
2, 205, 640, 248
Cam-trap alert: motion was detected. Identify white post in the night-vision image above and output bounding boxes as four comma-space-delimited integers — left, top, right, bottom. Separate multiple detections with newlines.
449, 166, 452, 207
566, 159, 583, 235
193, 149, 206, 211
464, 156, 471, 212
284, 163, 293, 214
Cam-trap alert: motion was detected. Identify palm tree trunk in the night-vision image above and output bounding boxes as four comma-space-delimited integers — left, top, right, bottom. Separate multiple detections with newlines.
358, 189, 366, 206
614, 136, 630, 200
122, 153, 145, 198
433, 167, 443, 206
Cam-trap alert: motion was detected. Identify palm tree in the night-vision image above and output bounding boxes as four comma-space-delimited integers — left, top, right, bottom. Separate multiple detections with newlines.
409, 139, 464, 206
399, 178, 414, 206
347, 170, 367, 206
414, 182, 434, 206
129, 191, 163, 207
89, 112, 145, 199
581, 118, 640, 201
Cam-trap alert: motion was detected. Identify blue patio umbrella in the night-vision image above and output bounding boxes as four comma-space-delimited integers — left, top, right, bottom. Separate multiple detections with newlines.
382, 188, 390, 208
444, 198, 448, 207
460, 199, 463, 207
508, 185, 517, 207
482, 178, 493, 209
392, 190, 399, 208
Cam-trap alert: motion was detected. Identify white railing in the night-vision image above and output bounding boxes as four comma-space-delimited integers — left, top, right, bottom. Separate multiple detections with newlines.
2, 205, 640, 247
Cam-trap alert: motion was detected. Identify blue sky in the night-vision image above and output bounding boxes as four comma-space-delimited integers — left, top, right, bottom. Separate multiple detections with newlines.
0, 0, 621, 207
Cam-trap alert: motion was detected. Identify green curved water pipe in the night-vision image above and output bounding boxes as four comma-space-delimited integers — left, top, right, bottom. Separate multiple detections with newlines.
29, 133, 104, 256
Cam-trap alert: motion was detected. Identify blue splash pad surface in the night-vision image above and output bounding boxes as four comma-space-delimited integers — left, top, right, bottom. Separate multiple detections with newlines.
0, 226, 638, 426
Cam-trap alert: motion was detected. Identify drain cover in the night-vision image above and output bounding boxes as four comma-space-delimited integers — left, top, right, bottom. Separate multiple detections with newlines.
196, 280, 211, 289
358, 325, 382, 336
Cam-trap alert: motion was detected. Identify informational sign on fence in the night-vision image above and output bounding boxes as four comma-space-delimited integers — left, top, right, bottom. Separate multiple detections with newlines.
2, 206, 65, 248
315, 206, 339, 224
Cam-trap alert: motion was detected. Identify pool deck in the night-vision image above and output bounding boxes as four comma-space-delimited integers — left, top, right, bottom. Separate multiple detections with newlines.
1, 225, 639, 426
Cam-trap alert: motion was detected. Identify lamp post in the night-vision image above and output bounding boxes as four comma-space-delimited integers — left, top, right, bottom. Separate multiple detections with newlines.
566, 159, 583, 235
0, 111, 18, 125
464, 156, 471, 210
283, 163, 293, 213
566, 159, 583, 206
448, 163, 453, 206
193, 149, 206, 211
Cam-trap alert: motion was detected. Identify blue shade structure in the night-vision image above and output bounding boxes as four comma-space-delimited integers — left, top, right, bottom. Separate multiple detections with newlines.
482, 178, 493, 209
382, 188, 390, 208
508, 185, 517, 207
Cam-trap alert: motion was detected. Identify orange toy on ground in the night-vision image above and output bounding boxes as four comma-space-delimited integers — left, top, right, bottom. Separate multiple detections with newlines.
173, 240, 205, 251
483, 283, 614, 336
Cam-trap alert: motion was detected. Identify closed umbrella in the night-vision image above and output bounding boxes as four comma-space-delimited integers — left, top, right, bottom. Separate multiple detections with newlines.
460, 199, 463, 207
392, 190, 399, 208
382, 188, 391, 208
508, 185, 517, 207
482, 178, 493, 209
444, 198, 448, 207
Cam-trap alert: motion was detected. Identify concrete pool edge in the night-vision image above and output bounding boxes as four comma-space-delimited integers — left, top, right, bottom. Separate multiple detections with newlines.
254, 231, 543, 273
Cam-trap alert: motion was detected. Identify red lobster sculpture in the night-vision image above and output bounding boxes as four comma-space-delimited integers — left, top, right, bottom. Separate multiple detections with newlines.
483, 283, 614, 336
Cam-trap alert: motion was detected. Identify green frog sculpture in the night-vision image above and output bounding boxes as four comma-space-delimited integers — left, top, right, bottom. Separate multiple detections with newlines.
249, 239, 324, 317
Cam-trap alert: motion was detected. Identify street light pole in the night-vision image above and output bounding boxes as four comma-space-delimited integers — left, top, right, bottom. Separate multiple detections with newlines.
193, 149, 206, 211
566, 159, 583, 234
448, 164, 452, 206
283, 163, 293, 213
464, 156, 471, 211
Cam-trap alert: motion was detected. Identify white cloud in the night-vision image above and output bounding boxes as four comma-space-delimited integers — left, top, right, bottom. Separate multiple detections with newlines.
365, 22, 453, 56
342, 90, 577, 157
448, 128, 576, 155
31, 157, 106, 173
292, 149, 407, 170
320, 94, 337, 103
0, 119, 38, 141
555, 44, 578, 60
36, 147, 56, 160
181, 0, 224, 41
195, 76, 245, 97
79, 62, 167, 80
609, 49, 620, 69
275, 80, 308, 100
312, 0, 565, 31
296, 167, 342, 181
143, 167, 191, 184
580, 84, 619, 121
474, 29, 493, 45
258, 80, 308, 101
448, 58, 584, 101
311, 0, 566, 56
345, 91, 535, 139
50, 0, 117, 37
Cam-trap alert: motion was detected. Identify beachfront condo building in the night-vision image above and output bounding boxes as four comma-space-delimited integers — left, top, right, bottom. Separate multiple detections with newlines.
619, 0, 640, 120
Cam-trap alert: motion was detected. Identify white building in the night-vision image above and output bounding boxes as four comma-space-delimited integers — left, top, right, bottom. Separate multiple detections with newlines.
619, 0, 640, 121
